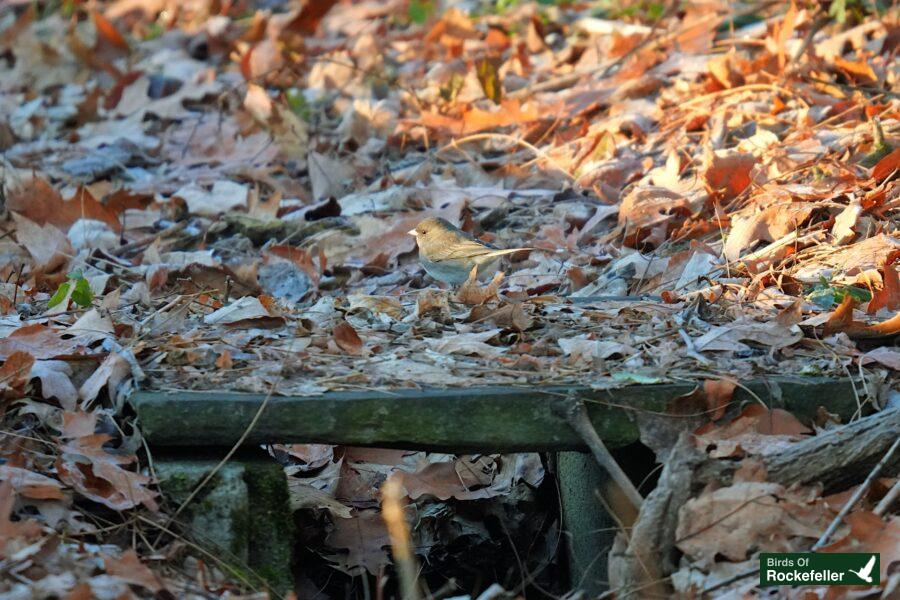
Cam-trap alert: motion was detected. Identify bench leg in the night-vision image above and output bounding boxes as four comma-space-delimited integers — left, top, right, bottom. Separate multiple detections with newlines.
558, 451, 616, 596
155, 456, 293, 594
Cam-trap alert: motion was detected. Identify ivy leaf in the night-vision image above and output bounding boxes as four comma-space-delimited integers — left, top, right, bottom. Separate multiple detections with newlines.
48, 282, 72, 309
71, 276, 94, 308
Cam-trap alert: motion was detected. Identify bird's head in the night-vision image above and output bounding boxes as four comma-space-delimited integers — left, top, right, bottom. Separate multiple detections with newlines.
408, 217, 456, 244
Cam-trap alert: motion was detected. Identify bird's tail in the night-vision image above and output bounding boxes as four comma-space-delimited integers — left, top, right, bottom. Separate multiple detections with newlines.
484, 247, 534, 258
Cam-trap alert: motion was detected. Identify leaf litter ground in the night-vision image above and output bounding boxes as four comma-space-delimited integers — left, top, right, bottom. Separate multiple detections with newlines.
0, 1, 898, 598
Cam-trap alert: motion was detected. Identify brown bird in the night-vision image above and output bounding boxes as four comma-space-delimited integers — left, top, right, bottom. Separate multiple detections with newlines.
408, 217, 531, 285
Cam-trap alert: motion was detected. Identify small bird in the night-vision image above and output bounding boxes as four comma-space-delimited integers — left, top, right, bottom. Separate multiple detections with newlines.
408, 217, 531, 285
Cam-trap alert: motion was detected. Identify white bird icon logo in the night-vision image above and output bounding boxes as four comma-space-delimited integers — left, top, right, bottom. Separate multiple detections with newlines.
848, 555, 877, 583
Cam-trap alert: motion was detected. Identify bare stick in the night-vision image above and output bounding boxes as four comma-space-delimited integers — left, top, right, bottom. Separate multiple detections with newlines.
811, 436, 900, 551
152, 382, 275, 547
557, 396, 643, 515
382, 476, 420, 600
874, 477, 900, 517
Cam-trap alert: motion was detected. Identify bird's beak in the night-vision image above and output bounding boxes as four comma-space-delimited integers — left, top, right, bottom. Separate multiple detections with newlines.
407, 229, 417, 236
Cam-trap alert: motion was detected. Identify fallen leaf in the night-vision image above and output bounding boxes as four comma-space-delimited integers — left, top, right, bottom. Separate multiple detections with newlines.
103, 549, 163, 592
0, 465, 65, 500
7, 178, 119, 230
30, 360, 78, 410
725, 203, 814, 262
79, 352, 131, 406
676, 482, 831, 567
244, 83, 309, 160
861, 346, 900, 370
703, 149, 757, 201
456, 269, 504, 305
702, 379, 737, 421
873, 147, 900, 182
12, 213, 73, 271
867, 263, 900, 314
56, 422, 157, 511
333, 321, 363, 355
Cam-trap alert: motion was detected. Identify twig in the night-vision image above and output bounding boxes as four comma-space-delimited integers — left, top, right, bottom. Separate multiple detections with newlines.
874, 475, 900, 517
701, 567, 757, 595
811, 436, 900, 551
555, 394, 643, 513
112, 220, 189, 257
381, 476, 420, 600
151, 382, 276, 546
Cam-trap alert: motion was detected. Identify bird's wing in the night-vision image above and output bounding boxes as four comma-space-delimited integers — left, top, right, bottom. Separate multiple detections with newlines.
429, 238, 498, 262
860, 555, 876, 576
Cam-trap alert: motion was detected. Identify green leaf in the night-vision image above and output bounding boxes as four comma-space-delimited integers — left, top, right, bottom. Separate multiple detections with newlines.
285, 88, 311, 121
807, 286, 835, 309
806, 276, 871, 308
71, 276, 94, 308
841, 285, 871, 303
829, 0, 848, 24
48, 282, 71, 309
646, 2, 665, 20
476, 58, 502, 105
408, 0, 434, 25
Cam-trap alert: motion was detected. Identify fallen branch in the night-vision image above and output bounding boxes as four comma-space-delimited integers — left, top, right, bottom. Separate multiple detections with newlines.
556, 395, 643, 519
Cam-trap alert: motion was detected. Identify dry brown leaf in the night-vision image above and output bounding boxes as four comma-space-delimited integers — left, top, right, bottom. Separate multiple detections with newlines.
703, 149, 756, 201
867, 262, 900, 314
333, 321, 363, 355
833, 56, 878, 84
0, 465, 65, 500
79, 352, 131, 405
873, 147, 900, 183
103, 549, 163, 592
0, 325, 88, 361
325, 508, 391, 575
56, 424, 158, 511
820, 511, 900, 583
702, 379, 736, 421
724, 203, 814, 262
618, 186, 693, 248
12, 213, 73, 271
7, 179, 119, 230
676, 482, 831, 566
285, 0, 340, 35
244, 83, 309, 160
0, 480, 43, 552
456, 268, 504, 306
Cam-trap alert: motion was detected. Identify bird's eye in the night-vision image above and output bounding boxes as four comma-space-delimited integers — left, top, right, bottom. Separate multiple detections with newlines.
422, 230, 427, 235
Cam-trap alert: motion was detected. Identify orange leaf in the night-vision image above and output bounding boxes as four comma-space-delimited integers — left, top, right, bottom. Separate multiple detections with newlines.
333, 321, 363, 355
823, 295, 857, 337
873, 147, 900, 183
703, 150, 756, 201
215, 350, 233, 370
867, 264, 900, 314
91, 11, 129, 51
7, 178, 120, 230
833, 57, 878, 84
703, 379, 736, 421
824, 295, 900, 338
286, 0, 340, 35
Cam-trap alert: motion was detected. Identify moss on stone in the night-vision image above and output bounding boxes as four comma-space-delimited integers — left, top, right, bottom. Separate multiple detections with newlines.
243, 460, 294, 595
